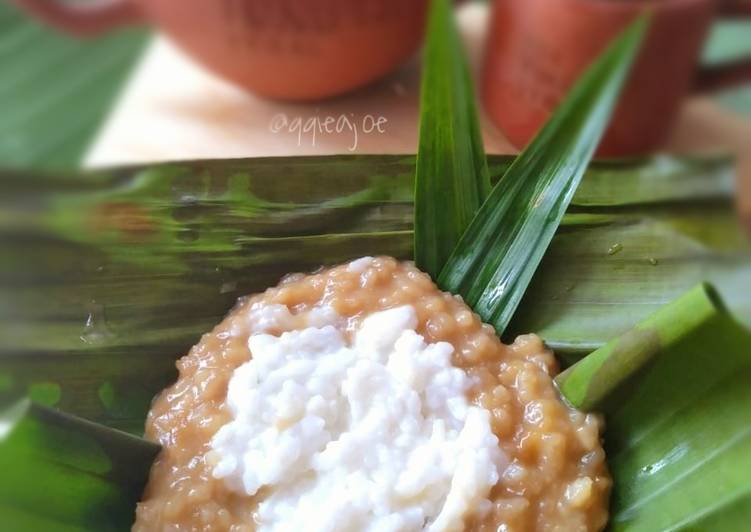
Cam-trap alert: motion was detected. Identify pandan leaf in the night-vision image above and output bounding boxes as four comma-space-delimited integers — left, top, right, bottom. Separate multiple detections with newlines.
414, 0, 491, 278
1, 154, 749, 432
0, 2, 148, 171
557, 284, 751, 530
438, 16, 650, 336
0, 398, 159, 531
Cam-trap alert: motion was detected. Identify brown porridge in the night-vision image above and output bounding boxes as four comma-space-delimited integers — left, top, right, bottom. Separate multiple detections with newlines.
134, 257, 610, 532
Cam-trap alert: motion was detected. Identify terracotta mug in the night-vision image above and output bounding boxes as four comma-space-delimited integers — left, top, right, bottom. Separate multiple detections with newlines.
12, 0, 429, 101
482, 0, 751, 156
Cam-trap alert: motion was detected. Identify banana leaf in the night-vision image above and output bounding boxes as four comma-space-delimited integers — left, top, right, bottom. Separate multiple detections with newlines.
1, 153, 749, 434
557, 284, 751, 530
0, 2, 148, 170
0, 398, 159, 531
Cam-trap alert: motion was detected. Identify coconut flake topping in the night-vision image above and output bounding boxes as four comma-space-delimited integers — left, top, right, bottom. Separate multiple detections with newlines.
211, 305, 504, 532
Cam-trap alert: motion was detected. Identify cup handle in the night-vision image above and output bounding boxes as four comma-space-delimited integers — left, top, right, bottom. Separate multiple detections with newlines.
11, 0, 144, 36
693, 0, 751, 91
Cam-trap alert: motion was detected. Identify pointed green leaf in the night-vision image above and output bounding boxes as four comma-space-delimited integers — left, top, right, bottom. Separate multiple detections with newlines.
414, 0, 491, 277
438, 16, 650, 336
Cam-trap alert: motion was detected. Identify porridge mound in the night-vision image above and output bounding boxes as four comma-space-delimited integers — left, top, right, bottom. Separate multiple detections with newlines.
134, 257, 610, 532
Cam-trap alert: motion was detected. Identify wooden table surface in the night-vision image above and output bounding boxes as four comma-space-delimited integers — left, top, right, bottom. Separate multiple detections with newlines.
85, 4, 751, 226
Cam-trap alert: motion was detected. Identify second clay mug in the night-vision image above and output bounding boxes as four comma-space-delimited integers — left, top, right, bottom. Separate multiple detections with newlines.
482, 0, 751, 156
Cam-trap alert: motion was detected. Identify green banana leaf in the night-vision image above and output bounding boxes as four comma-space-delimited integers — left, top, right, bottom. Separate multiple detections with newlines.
2, 155, 749, 531
0, 398, 159, 531
1, 153, 749, 434
0, 2, 148, 171
558, 284, 751, 530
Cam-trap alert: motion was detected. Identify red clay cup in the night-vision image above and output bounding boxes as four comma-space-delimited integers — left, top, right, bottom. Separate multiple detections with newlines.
482, 0, 751, 157
11, 0, 429, 101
